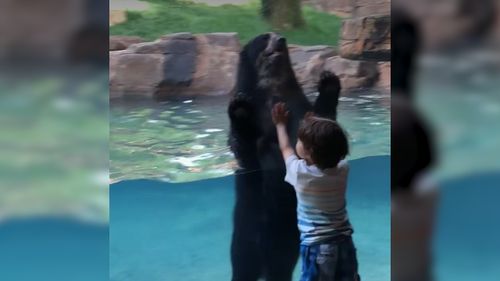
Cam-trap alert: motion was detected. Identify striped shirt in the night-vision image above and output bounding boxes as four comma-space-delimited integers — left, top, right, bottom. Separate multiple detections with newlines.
285, 155, 353, 245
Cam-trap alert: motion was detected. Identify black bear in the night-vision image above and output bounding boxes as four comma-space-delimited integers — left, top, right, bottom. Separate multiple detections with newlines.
391, 11, 438, 281
391, 10, 435, 191
227, 33, 341, 281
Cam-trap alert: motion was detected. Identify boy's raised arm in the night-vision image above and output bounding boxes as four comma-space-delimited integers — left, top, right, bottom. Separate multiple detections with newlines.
272, 103, 295, 160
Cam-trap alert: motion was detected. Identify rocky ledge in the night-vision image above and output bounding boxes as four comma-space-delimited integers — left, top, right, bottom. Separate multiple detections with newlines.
110, 33, 389, 99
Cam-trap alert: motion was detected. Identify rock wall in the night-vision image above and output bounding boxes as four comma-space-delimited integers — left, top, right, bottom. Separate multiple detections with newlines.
352, 0, 390, 17
110, 36, 145, 51
0, 0, 85, 61
376, 62, 390, 89
302, 0, 353, 16
336, 0, 391, 92
110, 32, 389, 99
339, 15, 391, 61
110, 33, 240, 99
302, 0, 389, 17
393, 0, 498, 50
290, 45, 380, 92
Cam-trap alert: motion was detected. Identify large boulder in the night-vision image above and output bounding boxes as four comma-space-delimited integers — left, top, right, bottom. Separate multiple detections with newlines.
394, 0, 497, 50
110, 32, 389, 98
376, 62, 390, 90
289, 45, 337, 93
180, 33, 240, 97
290, 46, 381, 93
0, 0, 85, 61
324, 56, 379, 89
340, 15, 391, 61
109, 36, 144, 51
110, 32, 240, 98
352, 0, 390, 17
109, 50, 165, 98
289, 45, 336, 65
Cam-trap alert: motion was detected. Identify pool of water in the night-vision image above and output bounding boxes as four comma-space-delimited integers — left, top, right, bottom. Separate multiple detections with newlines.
110, 156, 390, 281
110, 88, 391, 280
416, 52, 500, 181
0, 72, 108, 223
2, 169, 497, 281
434, 172, 500, 281
0, 218, 108, 281
110, 90, 389, 183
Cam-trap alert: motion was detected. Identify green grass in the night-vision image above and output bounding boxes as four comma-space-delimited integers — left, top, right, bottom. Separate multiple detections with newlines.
110, 0, 342, 46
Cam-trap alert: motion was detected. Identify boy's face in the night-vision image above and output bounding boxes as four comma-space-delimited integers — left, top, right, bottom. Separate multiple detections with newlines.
296, 139, 312, 163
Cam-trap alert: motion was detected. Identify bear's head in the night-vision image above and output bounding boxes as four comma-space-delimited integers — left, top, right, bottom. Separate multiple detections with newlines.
236, 33, 298, 99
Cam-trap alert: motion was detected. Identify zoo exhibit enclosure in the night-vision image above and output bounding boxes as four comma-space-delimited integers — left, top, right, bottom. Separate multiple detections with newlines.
110, 3, 392, 182
110, 1, 391, 281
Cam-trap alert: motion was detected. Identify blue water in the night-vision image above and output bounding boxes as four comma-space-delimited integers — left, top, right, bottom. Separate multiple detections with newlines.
1, 164, 497, 280
110, 156, 390, 281
109, 88, 391, 280
0, 218, 108, 281
434, 172, 500, 281
110, 91, 389, 183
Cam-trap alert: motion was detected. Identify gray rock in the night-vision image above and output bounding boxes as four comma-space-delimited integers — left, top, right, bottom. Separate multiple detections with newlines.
110, 32, 388, 98
204, 33, 240, 51
352, 0, 390, 17
289, 45, 336, 67
163, 52, 197, 85
129, 36, 198, 55
376, 62, 390, 89
128, 40, 168, 54
109, 36, 144, 51
160, 32, 195, 40
156, 33, 240, 98
340, 15, 391, 61
164, 39, 197, 54
110, 52, 165, 97
394, 0, 498, 50
324, 56, 379, 89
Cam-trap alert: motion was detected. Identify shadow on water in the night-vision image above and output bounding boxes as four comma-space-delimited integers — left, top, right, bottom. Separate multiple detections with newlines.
110, 156, 390, 281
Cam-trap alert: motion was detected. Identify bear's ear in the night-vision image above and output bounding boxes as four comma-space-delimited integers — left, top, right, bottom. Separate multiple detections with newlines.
392, 10, 420, 98
235, 46, 257, 94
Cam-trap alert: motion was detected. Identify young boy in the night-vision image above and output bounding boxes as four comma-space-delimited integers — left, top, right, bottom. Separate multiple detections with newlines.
271, 102, 360, 281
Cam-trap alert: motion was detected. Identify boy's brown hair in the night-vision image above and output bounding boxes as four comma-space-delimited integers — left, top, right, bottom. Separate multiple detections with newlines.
298, 117, 349, 170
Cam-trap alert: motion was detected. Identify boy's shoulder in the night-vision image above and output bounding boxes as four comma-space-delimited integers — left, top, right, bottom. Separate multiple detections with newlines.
285, 154, 309, 173
338, 159, 349, 171
324, 159, 349, 174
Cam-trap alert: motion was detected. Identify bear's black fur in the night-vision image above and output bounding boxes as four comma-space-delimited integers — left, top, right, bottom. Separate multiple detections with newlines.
227, 33, 341, 281
391, 10, 435, 191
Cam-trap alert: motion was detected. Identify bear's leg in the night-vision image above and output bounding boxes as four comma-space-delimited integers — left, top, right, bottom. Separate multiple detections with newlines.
231, 236, 262, 281
260, 171, 300, 281
263, 218, 299, 281
231, 169, 264, 281
313, 71, 341, 120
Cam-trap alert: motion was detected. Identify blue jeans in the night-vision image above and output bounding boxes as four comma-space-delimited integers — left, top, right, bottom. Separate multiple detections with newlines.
300, 236, 360, 281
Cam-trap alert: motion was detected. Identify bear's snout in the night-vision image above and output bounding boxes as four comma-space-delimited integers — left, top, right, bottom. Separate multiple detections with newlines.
264, 33, 287, 57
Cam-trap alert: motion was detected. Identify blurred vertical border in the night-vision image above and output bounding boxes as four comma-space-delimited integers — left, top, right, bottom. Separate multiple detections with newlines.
0, 0, 109, 280
392, 0, 500, 280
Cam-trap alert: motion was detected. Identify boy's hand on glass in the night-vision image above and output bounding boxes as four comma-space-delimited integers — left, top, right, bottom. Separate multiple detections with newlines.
272, 102, 289, 125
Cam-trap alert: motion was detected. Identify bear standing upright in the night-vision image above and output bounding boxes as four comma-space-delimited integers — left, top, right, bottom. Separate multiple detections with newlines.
228, 33, 341, 281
